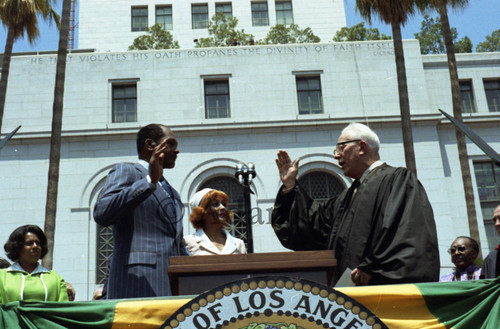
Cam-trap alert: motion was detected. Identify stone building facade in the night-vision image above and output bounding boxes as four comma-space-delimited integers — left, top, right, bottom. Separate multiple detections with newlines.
1, 0, 500, 300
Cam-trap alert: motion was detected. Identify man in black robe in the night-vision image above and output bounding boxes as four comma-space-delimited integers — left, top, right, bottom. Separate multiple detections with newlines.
272, 123, 440, 285
482, 204, 500, 279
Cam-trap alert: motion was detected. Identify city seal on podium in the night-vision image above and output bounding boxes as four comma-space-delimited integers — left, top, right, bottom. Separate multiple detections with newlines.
161, 276, 388, 329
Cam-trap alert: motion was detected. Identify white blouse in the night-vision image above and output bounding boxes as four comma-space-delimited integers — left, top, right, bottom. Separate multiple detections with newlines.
183, 229, 247, 255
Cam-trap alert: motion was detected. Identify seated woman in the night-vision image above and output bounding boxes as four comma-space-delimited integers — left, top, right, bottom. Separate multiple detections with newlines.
184, 188, 247, 255
0, 225, 69, 303
440, 236, 481, 282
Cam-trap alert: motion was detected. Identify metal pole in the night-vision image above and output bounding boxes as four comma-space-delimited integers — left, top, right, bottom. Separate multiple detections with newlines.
244, 185, 254, 253
236, 162, 256, 253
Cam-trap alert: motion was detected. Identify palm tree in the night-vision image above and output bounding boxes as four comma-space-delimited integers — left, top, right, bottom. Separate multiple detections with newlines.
419, 0, 481, 257
43, 0, 71, 269
0, 0, 60, 134
355, 0, 426, 175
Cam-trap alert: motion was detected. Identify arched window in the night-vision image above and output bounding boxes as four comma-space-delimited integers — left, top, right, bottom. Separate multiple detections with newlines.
198, 176, 247, 243
298, 171, 345, 202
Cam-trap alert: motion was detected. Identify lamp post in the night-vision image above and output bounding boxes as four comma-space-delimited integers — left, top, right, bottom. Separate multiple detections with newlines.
235, 162, 256, 253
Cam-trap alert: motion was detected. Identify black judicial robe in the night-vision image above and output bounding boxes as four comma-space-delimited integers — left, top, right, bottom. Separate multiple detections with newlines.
272, 164, 440, 285
482, 249, 499, 279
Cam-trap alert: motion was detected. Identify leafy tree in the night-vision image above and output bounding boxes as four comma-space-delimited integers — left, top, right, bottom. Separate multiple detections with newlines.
0, 0, 60, 134
196, 12, 254, 47
414, 14, 471, 54
128, 24, 180, 50
332, 22, 391, 41
454, 35, 473, 53
260, 24, 320, 44
356, 0, 424, 175
476, 29, 500, 52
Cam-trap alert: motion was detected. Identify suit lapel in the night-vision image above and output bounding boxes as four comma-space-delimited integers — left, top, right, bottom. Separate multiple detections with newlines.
221, 230, 237, 254
134, 163, 184, 252
134, 162, 177, 220
196, 229, 221, 254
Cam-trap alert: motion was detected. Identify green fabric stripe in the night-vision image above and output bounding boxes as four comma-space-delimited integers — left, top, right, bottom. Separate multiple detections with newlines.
1, 300, 118, 329
417, 277, 500, 329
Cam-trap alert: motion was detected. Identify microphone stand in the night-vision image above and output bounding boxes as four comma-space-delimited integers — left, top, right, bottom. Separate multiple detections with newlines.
235, 162, 256, 253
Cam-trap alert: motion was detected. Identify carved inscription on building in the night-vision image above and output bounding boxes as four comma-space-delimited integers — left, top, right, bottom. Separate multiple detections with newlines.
28, 42, 395, 65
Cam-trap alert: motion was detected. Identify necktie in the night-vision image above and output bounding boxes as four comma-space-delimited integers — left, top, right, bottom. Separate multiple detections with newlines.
327, 180, 362, 270
159, 177, 178, 220
339, 180, 360, 216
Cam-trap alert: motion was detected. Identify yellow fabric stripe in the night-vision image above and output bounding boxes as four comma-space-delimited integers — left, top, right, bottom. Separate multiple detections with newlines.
111, 298, 191, 329
337, 284, 446, 329
109, 285, 447, 329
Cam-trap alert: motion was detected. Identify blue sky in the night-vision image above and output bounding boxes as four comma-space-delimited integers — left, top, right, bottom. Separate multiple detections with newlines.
0, 0, 498, 52
345, 0, 499, 48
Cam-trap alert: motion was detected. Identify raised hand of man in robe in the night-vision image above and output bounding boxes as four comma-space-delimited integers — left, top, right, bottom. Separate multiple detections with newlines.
275, 150, 300, 189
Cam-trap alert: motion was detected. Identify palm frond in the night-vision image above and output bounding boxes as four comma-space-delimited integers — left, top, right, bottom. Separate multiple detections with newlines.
0, 0, 58, 43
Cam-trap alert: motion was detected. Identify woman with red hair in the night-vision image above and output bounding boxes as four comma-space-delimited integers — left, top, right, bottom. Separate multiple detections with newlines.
184, 189, 247, 255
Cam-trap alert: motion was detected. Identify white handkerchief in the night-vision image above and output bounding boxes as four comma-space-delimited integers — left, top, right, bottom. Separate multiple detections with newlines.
334, 267, 355, 287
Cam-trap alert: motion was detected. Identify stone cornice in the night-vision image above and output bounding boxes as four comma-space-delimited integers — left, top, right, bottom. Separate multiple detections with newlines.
0, 113, 468, 143
4, 112, 499, 143
422, 52, 500, 68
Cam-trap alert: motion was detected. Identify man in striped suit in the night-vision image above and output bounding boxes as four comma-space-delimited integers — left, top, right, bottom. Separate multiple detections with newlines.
94, 124, 188, 298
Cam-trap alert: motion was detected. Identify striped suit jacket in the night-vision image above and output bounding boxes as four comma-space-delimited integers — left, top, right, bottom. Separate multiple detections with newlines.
94, 162, 187, 299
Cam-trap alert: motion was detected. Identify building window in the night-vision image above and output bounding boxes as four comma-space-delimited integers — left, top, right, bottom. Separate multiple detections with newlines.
204, 79, 230, 118
215, 3, 232, 18
473, 161, 500, 250
298, 171, 345, 202
275, 0, 293, 25
251, 2, 269, 26
96, 224, 113, 284
296, 76, 323, 114
459, 80, 476, 113
131, 6, 148, 32
199, 176, 246, 245
156, 5, 173, 30
484, 79, 500, 112
112, 84, 137, 123
192, 4, 209, 29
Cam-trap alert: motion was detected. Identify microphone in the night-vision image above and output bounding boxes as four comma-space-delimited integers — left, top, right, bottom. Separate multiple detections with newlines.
247, 162, 256, 185
235, 163, 245, 185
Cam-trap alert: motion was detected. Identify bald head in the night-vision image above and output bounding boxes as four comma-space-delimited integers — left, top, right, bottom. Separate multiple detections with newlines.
334, 123, 381, 179
341, 123, 380, 156
493, 205, 500, 237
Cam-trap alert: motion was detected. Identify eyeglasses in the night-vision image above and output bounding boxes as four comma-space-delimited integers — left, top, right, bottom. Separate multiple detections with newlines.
447, 246, 468, 254
334, 139, 362, 155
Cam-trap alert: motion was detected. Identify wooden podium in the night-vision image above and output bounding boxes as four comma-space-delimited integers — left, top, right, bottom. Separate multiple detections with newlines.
168, 250, 336, 296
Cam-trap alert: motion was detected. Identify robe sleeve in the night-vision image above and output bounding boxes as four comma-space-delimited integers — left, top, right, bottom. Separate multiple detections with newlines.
482, 250, 497, 279
271, 183, 340, 251
356, 168, 440, 284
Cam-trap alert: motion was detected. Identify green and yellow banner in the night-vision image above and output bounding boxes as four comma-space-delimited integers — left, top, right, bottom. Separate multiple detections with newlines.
338, 277, 500, 329
1, 278, 499, 329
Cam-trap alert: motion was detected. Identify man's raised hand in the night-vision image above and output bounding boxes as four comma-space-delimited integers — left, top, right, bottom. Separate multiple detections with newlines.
275, 150, 299, 189
149, 139, 167, 184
